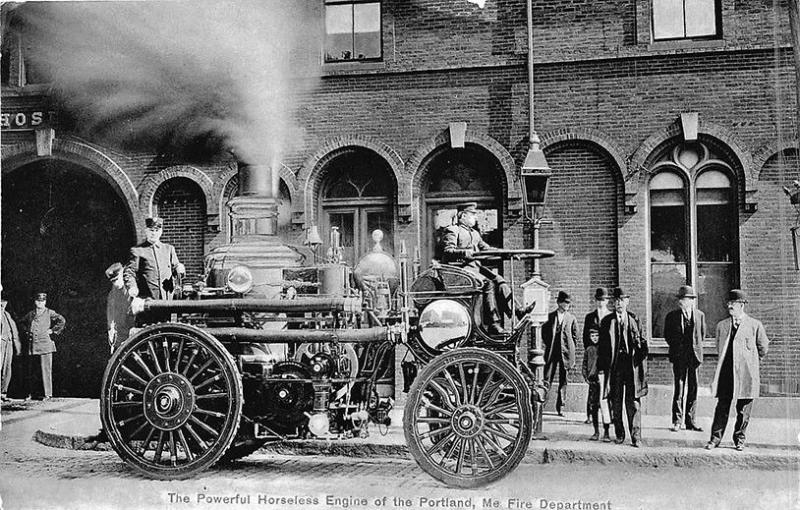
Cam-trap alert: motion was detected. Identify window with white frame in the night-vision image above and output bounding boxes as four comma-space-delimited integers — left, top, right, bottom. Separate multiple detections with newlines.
651, 0, 720, 41
324, 0, 381, 62
649, 141, 738, 338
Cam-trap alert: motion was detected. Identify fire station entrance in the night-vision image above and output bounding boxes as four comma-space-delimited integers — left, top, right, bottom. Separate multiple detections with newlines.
2, 158, 136, 397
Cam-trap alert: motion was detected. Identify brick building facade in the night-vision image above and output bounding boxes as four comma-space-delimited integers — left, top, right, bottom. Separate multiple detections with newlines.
1, 0, 798, 397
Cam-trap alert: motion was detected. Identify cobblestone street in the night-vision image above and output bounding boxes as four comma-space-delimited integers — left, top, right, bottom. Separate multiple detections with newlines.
1, 401, 797, 510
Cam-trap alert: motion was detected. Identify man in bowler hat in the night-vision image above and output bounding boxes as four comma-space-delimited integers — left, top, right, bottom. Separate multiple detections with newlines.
664, 285, 706, 432
598, 288, 648, 446
20, 293, 66, 400
124, 217, 185, 303
705, 289, 768, 451
440, 202, 515, 335
583, 287, 611, 422
106, 262, 134, 352
542, 291, 578, 416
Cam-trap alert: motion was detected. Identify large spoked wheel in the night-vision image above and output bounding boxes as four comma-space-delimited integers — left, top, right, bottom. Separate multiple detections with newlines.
101, 323, 243, 479
404, 348, 532, 488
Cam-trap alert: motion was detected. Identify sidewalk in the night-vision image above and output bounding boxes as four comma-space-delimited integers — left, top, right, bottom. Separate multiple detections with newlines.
5, 397, 799, 471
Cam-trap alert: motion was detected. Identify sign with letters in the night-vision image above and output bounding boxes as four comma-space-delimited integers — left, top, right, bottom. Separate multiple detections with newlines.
0, 109, 50, 131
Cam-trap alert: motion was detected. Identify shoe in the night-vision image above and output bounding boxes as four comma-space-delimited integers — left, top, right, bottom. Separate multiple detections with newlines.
583, 417, 591, 424
704, 441, 717, 450
487, 323, 506, 335
614, 437, 625, 445
515, 303, 536, 320
734, 443, 745, 451
669, 423, 680, 432
0, 394, 8, 402
556, 409, 565, 417
602, 433, 611, 443
686, 425, 703, 432
632, 439, 644, 448
589, 432, 599, 441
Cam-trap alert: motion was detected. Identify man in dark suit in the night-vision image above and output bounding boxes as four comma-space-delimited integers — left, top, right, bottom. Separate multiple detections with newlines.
598, 287, 648, 447
440, 202, 512, 335
124, 217, 185, 301
1, 294, 21, 401
664, 285, 706, 432
583, 287, 611, 422
542, 291, 578, 416
20, 293, 66, 400
705, 289, 768, 451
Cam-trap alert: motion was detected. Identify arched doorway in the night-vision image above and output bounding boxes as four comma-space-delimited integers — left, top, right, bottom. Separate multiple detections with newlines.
2, 158, 135, 397
421, 144, 504, 267
154, 177, 207, 278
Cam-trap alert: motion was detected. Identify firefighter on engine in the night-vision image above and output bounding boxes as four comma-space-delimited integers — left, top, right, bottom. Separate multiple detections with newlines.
440, 202, 521, 335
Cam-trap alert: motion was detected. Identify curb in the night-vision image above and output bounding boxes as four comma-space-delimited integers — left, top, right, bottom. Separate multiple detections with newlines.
34, 430, 799, 471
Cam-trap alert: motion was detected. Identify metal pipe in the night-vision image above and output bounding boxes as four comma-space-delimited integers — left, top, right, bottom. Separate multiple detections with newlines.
204, 326, 388, 344
526, 0, 539, 145
142, 297, 362, 314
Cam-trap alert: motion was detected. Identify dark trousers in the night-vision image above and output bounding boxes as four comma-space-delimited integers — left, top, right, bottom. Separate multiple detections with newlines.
611, 355, 641, 441
544, 358, 567, 413
25, 353, 53, 398
710, 397, 753, 446
1, 339, 13, 394
671, 362, 699, 427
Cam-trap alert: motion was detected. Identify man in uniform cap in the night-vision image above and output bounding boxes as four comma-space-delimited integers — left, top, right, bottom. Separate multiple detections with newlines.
598, 287, 648, 447
124, 217, 185, 307
0, 288, 21, 401
106, 262, 134, 352
542, 290, 578, 416
439, 202, 517, 335
705, 289, 768, 451
664, 285, 706, 432
20, 292, 66, 400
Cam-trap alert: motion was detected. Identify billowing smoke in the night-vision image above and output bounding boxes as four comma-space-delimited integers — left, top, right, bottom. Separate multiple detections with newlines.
13, 0, 319, 163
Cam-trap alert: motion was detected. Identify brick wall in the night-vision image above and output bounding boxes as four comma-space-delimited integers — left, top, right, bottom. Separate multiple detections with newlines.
153, 177, 206, 278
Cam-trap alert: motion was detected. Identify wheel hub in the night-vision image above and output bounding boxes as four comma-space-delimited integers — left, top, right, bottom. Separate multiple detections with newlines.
144, 373, 195, 431
451, 405, 484, 438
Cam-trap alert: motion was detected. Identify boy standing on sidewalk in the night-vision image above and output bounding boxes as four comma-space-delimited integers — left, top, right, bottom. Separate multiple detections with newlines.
583, 327, 611, 441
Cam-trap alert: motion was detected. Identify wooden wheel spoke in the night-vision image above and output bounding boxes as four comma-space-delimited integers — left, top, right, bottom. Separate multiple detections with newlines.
483, 425, 519, 443
457, 364, 469, 406
419, 425, 452, 440
427, 379, 456, 410
169, 431, 178, 465
482, 379, 508, 407
426, 431, 456, 457
113, 384, 143, 396
147, 341, 163, 374
181, 348, 199, 376
118, 413, 145, 427
154, 431, 166, 463
479, 430, 510, 457
416, 416, 451, 424
469, 363, 481, 404
162, 340, 172, 373
475, 437, 495, 469
120, 366, 147, 387
484, 401, 519, 416
189, 358, 215, 383
469, 438, 478, 472
128, 420, 149, 440
189, 416, 220, 438
194, 407, 226, 420
174, 339, 186, 374
131, 352, 155, 380
184, 423, 208, 451
442, 370, 462, 406
485, 418, 521, 427
420, 400, 453, 418
440, 437, 461, 469
112, 400, 143, 408
475, 368, 495, 404
196, 392, 229, 401
139, 426, 156, 455
455, 438, 467, 473
176, 429, 195, 462
195, 373, 222, 391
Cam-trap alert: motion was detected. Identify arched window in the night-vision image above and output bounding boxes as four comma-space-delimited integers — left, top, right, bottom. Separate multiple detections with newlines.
649, 142, 738, 338
319, 148, 395, 264
154, 177, 206, 278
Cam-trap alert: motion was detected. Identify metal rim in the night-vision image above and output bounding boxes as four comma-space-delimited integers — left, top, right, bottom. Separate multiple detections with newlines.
403, 348, 532, 488
101, 323, 242, 479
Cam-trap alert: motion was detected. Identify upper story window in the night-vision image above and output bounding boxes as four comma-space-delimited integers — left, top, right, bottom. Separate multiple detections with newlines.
652, 0, 720, 41
325, 0, 381, 62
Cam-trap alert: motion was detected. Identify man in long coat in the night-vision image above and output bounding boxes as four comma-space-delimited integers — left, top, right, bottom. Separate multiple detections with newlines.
598, 288, 648, 447
124, 217, 185, 301
705, 289, 768, 451
1, 296, 21, 400
664, 285, 706, 432
582, 287, 611, 421
21, 293, 66, 400
542, 291, 578, 416
440, 202, 512, 335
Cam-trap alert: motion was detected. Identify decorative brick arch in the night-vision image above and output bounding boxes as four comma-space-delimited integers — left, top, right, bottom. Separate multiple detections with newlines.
1, 138, 141, 228
211, 162, 299, 231
628, 118, 754, 211
753, 139, 799, 181
541, 127, 628, 209
139, 165, 214, 218
297, 135, 404, 226
407, 128, 519, 221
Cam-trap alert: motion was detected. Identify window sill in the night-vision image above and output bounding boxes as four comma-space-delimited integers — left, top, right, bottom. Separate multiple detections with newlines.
648, 338, 718, 356
648, 38, 725, 52
1, 83, 52, 97
322, 60, 387, 76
